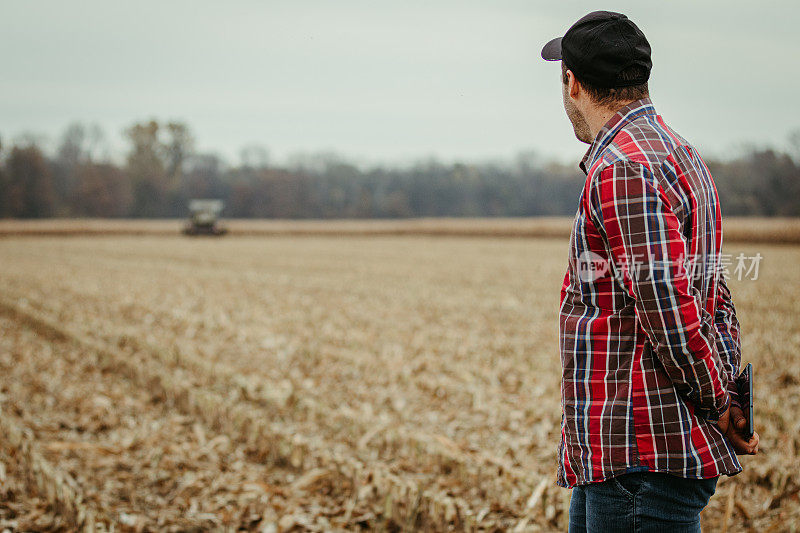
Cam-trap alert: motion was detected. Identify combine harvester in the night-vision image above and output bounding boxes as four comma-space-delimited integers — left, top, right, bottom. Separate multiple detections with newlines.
182, 199, 228, 236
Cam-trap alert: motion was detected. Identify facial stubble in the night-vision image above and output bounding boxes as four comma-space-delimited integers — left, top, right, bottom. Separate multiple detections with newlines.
562, 84, 593, 144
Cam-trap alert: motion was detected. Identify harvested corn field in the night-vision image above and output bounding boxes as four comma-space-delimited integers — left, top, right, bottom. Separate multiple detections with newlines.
0, 234, 798, 531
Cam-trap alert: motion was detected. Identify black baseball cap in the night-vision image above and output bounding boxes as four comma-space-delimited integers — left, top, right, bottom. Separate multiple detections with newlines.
541, 11, 651, 88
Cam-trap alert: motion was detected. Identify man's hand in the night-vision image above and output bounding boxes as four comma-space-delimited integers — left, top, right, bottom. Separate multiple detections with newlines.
717, 404, 759, 455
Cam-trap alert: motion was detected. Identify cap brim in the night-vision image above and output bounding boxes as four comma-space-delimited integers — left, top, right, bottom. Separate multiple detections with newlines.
541, 37, 562, 61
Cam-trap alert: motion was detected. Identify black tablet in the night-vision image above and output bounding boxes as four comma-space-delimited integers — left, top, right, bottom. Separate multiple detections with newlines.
739, 363, 754, 440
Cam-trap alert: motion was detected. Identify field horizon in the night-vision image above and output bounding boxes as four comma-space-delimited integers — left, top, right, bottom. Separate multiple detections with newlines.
1, 216, 799, 244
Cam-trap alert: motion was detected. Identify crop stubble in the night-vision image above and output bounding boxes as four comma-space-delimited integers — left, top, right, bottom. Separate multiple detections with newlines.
0, 235, 798, 531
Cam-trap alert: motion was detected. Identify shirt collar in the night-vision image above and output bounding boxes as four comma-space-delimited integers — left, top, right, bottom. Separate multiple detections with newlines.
579, 97, 657, 175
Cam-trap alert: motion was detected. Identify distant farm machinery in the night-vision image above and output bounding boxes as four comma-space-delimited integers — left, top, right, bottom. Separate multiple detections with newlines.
182, 199, 228, 236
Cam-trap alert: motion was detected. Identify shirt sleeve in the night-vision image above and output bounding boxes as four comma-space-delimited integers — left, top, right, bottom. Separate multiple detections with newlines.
589, 160, 731, 421
714, 272, 742, 409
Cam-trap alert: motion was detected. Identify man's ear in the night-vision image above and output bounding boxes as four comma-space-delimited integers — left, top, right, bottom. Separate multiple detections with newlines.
567, 70, 581, 100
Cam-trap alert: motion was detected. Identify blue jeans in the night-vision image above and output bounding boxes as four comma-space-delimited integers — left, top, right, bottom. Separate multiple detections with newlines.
569, 471, 718, 532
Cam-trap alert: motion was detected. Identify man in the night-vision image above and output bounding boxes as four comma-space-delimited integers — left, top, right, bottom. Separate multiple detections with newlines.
540, 11, 760, 532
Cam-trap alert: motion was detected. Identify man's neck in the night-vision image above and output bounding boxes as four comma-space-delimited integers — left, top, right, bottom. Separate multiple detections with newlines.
584, 99, 640, 141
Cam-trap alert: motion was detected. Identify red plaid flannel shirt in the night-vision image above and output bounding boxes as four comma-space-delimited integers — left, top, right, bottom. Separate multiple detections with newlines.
557, 98, 742, 488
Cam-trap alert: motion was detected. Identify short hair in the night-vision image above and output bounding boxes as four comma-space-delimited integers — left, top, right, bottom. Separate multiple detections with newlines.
561, 61, 649, 108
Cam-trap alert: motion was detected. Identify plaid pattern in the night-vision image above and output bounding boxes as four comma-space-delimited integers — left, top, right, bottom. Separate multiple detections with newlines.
557, 98, 742, 488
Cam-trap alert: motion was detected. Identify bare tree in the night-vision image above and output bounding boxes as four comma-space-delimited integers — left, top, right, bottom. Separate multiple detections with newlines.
239, 144, 270, 169
163, 122, 194, 179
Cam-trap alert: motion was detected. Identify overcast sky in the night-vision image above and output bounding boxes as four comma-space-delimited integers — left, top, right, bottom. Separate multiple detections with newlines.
1, 0, 798, 166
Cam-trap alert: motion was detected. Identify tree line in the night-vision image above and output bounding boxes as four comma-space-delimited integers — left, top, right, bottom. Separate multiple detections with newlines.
1, 121, 798, 219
